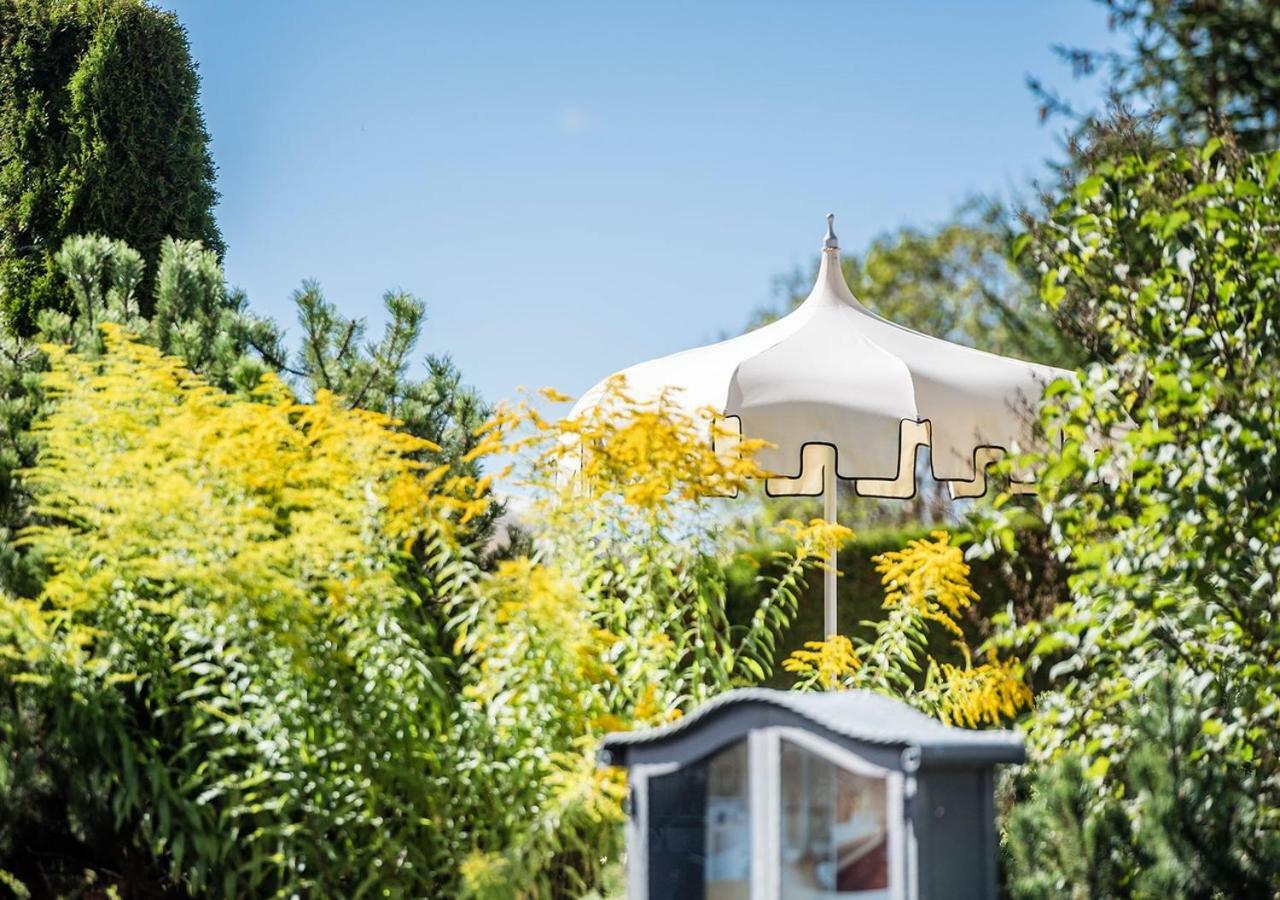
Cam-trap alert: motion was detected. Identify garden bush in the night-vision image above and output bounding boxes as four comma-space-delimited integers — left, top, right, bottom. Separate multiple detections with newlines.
981, 137, 1280, 896
0, 326, 484, 895
0, 234, 491, 597
0, 337, 838, 896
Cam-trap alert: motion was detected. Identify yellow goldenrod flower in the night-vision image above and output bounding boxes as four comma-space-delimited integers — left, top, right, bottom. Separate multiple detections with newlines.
783, 635, 861, 689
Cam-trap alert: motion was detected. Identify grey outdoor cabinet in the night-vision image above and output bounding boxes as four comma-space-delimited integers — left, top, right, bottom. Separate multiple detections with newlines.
598, 688, 1025, 900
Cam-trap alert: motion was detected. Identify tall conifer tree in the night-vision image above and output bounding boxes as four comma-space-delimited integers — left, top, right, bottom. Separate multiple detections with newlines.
0, 0, 222, 333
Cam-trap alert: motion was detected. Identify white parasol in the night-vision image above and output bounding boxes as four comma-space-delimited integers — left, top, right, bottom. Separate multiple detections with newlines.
572, 215, 1069, 637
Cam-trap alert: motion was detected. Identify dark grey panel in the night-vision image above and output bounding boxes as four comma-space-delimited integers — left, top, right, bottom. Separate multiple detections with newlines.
916, 770, 997, 900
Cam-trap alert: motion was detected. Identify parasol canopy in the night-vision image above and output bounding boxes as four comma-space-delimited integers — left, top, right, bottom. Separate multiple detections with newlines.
572, 215, 1070, 635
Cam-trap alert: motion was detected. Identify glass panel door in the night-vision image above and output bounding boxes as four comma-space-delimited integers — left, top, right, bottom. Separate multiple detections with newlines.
779, 738, 890, 899
647, 740, 750, 900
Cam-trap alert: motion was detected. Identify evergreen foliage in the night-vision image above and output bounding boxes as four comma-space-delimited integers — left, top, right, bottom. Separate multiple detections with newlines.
284, 281, 494, 527
0, 0, 222, 333
1005, 678, 1275, 898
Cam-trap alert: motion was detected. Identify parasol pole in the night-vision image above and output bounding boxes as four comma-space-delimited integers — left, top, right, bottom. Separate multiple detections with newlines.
823, 457, 838, 639
821, 213, 840, 641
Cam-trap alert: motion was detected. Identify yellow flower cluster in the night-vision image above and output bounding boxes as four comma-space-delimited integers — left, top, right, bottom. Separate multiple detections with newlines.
782, 634, 860, 687
544, 749, 629, 826
875, 529, 979, 637
458, 850, 510, 896
931, 657, 1034, 728
480, 374, 771, 518
774, 517, 855, 565
463, 558, 618, 705
9, 325, 488, 675
450, 374, 853, 892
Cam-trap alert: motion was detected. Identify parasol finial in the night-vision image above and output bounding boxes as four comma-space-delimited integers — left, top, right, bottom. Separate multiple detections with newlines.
823, 212, 839, 250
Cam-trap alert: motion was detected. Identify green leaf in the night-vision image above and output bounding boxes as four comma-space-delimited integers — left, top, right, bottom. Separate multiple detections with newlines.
1266, 152, 1280, 189
1077, 174, 1106, 201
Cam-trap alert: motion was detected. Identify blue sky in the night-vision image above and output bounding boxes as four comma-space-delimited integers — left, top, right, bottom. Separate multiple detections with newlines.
158, 1, 1118, 404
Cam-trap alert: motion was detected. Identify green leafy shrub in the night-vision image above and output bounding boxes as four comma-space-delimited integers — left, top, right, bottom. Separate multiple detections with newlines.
0, 335, 836, 897
0, 235, 492, 596
0, 326, 484, 895
985, 138, 1280, 896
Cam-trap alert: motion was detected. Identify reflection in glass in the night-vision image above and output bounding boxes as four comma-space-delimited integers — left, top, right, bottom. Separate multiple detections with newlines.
780, 739, 890, 899
704, 741, 750, 900
647, 741, 750, 900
